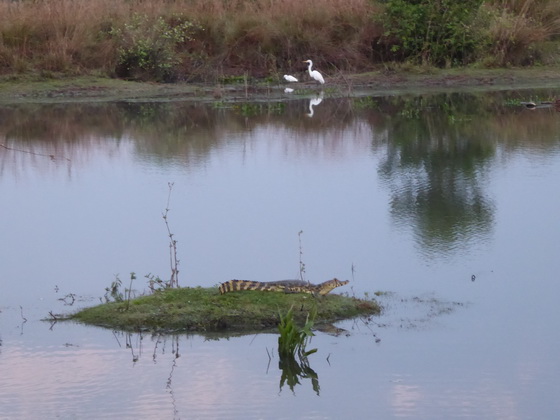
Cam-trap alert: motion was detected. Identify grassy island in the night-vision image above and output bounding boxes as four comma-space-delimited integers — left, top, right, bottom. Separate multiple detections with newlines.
69, 287, 381, 333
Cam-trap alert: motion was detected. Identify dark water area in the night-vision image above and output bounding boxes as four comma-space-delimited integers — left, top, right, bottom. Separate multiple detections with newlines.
1, 89, 560, 419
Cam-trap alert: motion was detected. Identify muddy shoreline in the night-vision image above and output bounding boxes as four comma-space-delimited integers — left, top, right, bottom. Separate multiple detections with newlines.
2, 67, 560, 104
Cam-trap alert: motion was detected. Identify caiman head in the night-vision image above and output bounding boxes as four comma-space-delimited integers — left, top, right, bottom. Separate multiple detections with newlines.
317, 278, 349, 295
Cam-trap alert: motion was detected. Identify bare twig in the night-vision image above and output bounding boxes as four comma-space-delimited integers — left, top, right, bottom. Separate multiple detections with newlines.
112, 331, 123, 348
126, 272, 136, 310
298, 230, 306, 283
265, 347, 272, 374
19, 306, 27, 322
1, 142, 70, 161
152, 334, 162, 362
58, 293, 76, 306
163, 182, 180, 288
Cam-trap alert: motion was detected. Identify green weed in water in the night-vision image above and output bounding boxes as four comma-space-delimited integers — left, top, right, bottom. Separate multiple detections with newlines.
278, 306, 317, 359
277, 305, 320, 394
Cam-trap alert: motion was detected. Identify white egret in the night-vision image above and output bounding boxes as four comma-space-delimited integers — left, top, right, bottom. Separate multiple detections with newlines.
303, 60, 325, 84
283, 74, 298, 82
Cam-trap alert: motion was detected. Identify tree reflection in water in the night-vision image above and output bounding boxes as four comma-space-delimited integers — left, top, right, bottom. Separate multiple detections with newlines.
2, 90, 558, 259
375, 93, 498, 258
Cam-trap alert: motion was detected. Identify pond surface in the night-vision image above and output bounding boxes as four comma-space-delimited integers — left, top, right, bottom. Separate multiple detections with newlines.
1, 88, 560, 419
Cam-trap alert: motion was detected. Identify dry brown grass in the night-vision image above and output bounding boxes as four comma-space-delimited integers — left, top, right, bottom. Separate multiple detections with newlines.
0, 0, 120, 73
0, 0, 380, 79
477, 0, 560, 66
180, 0, 381, 78
0, 0, 559, 80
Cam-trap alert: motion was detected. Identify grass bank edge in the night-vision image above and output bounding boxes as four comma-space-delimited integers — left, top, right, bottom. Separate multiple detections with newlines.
4, 65, 560, 103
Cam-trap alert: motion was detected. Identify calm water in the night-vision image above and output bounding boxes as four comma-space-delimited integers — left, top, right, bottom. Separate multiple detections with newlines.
1, 89, 559, 419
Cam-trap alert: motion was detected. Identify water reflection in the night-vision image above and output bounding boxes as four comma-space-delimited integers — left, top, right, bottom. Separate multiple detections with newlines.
2, 89, 560, 419
278, 354, 320, 395
106, 330, 323, 416
375, 94, 497, 258
1, 91, 559, 262
117, 330, 321, 397
306, 91, 324, 118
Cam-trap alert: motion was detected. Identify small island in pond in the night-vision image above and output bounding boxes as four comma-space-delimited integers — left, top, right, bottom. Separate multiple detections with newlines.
68, 286, 381, 333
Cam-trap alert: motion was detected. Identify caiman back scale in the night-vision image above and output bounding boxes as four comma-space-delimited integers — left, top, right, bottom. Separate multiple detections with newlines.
218, 278, 349, 296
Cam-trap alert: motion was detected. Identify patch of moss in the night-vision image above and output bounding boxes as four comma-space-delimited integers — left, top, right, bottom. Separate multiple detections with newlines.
68, 286, 381, 333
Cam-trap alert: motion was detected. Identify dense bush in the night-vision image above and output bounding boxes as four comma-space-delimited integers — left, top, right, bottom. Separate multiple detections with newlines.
111, 14, 198, 82
379, 0, 484, 66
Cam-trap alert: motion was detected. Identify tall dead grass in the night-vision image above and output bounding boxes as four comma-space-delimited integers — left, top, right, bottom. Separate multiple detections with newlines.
0, 0, 122, 73
0, 0, 380, 79
0, 0, 559, 80
164, 0, 382, 78
478, 0, 560, 65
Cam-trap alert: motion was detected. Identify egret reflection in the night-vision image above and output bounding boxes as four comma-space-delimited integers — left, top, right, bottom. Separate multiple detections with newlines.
306, 91, 324, 117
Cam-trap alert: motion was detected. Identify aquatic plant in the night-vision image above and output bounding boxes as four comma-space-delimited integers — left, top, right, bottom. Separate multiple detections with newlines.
104, 272, 136, 307
277, 306, 317, 359
104, 275, 124, 302
277, 305, 320, 394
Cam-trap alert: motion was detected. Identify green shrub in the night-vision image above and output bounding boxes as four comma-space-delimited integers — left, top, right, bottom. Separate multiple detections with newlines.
379, 0, 483, 67
110, 14, 197, 82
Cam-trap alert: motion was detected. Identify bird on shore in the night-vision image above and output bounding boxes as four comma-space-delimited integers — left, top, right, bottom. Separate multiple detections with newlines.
283, 74, 298, 82
303, 59, 325, 85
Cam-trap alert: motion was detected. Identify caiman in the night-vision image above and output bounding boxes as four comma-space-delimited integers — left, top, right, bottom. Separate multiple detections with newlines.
218, 278, 349, 296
